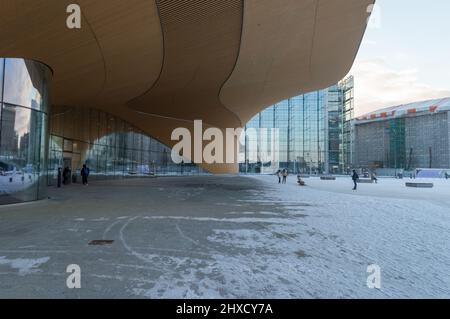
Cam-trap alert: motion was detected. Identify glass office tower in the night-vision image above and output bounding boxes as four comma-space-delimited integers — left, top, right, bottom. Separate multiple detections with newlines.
240, 76, 354, 175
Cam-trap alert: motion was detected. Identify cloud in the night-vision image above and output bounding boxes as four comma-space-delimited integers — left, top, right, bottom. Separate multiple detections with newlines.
348, 58, 450, 116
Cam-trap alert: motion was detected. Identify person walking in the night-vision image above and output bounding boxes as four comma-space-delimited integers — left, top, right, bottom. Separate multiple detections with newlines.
282, 169, 288, 184
276, 170, 282, 184
371, 172, 378, 184
81, 164, 90, 186
352, 170, 359, 190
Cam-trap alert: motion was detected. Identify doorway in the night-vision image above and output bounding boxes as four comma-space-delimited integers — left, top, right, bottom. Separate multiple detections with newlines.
62, 156, 72, 185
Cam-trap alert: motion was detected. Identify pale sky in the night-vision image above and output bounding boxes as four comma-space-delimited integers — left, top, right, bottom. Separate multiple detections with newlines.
349, 0, 450, 116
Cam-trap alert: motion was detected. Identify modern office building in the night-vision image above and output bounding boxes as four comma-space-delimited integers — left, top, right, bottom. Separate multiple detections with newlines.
0, 0, 373, 204
354, 98, 450, 171
0, 58, 196, 204
240, 77, 355, 175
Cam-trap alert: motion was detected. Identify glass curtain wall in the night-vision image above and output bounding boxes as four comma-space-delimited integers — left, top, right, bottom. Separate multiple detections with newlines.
241, 77, 354, 175
0, 58, 52, 205
48, 106, 206, 186
341, 76, 355, 174
242, 90, 327, 174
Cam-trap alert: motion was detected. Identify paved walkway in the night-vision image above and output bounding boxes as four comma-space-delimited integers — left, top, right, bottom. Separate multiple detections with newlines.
0, 175, 448, 298
0, 176, 292, 298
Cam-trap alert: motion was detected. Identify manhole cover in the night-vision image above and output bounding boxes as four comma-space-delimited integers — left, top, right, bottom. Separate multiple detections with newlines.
89, 240, 114, 246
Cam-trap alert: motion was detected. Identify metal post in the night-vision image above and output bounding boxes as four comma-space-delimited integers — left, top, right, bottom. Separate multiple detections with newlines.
57, 167, 62, 188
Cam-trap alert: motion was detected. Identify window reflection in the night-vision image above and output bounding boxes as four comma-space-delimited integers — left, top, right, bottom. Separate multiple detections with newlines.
47, 106, 206, 186
3, 58, 51, 112
0, 58, 50, 205
0, 58, 4, 103
241, 80, 354, 175
0, 104, 46, 203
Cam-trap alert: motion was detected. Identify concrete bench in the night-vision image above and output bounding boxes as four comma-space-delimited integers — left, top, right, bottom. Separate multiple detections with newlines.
320, 176, 336, 181
358, 178, 374, 184
406, 182, 434, 188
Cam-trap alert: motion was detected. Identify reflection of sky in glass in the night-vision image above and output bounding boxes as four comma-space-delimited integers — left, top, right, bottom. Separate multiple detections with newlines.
14, 107, 31, 140
0, 59, 50, 204
4, 59, 42, 109
0, 58, 3, 101
243, 87, 340, 168
1, 106, 31, 145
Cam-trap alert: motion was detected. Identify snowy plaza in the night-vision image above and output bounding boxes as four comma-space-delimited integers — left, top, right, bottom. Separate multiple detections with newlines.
0, 175, 448, 298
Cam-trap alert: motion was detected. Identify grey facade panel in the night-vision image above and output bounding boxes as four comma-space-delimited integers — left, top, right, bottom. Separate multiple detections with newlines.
355, 111, 450, 170
405, 113, 449, 169
355, 121, 390, 168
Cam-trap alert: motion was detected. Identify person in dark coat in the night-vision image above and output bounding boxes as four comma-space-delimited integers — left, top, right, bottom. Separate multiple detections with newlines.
276, 170, 282, 184
63, 167, 70, 185
282, 169, 288, 184
81, 164, 90, 186
352, 170, 359, 190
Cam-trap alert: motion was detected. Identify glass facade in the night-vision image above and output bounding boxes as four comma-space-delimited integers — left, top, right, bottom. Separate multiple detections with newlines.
0, 58, 52, 204
0, 58, 208, 206
48, 106, 206, 185
340, 76, 355, 172
240, 77, 354, 175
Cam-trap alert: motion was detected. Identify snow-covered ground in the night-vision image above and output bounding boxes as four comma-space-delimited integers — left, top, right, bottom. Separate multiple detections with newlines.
0, 174, 36, 194
236, 175, 450, 298
0, 175, 448, 298
126, 176, 450, 298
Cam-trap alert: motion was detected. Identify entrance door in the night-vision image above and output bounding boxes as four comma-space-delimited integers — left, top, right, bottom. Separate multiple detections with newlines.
63, 158, 72, 170
63, 157, 72, 185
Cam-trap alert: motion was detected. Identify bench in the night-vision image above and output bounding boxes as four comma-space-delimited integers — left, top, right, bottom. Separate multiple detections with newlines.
357, 178, 374, 184
320, 176, 336, 181
405, 182, 434, 188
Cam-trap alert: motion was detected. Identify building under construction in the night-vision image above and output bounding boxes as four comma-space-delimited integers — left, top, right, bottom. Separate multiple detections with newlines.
354, 98, 450, 171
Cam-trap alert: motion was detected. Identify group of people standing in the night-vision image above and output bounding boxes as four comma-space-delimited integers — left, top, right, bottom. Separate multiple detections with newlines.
274, 168, 378, 191
276, 169, 289, 184
58, 164, 90, 187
